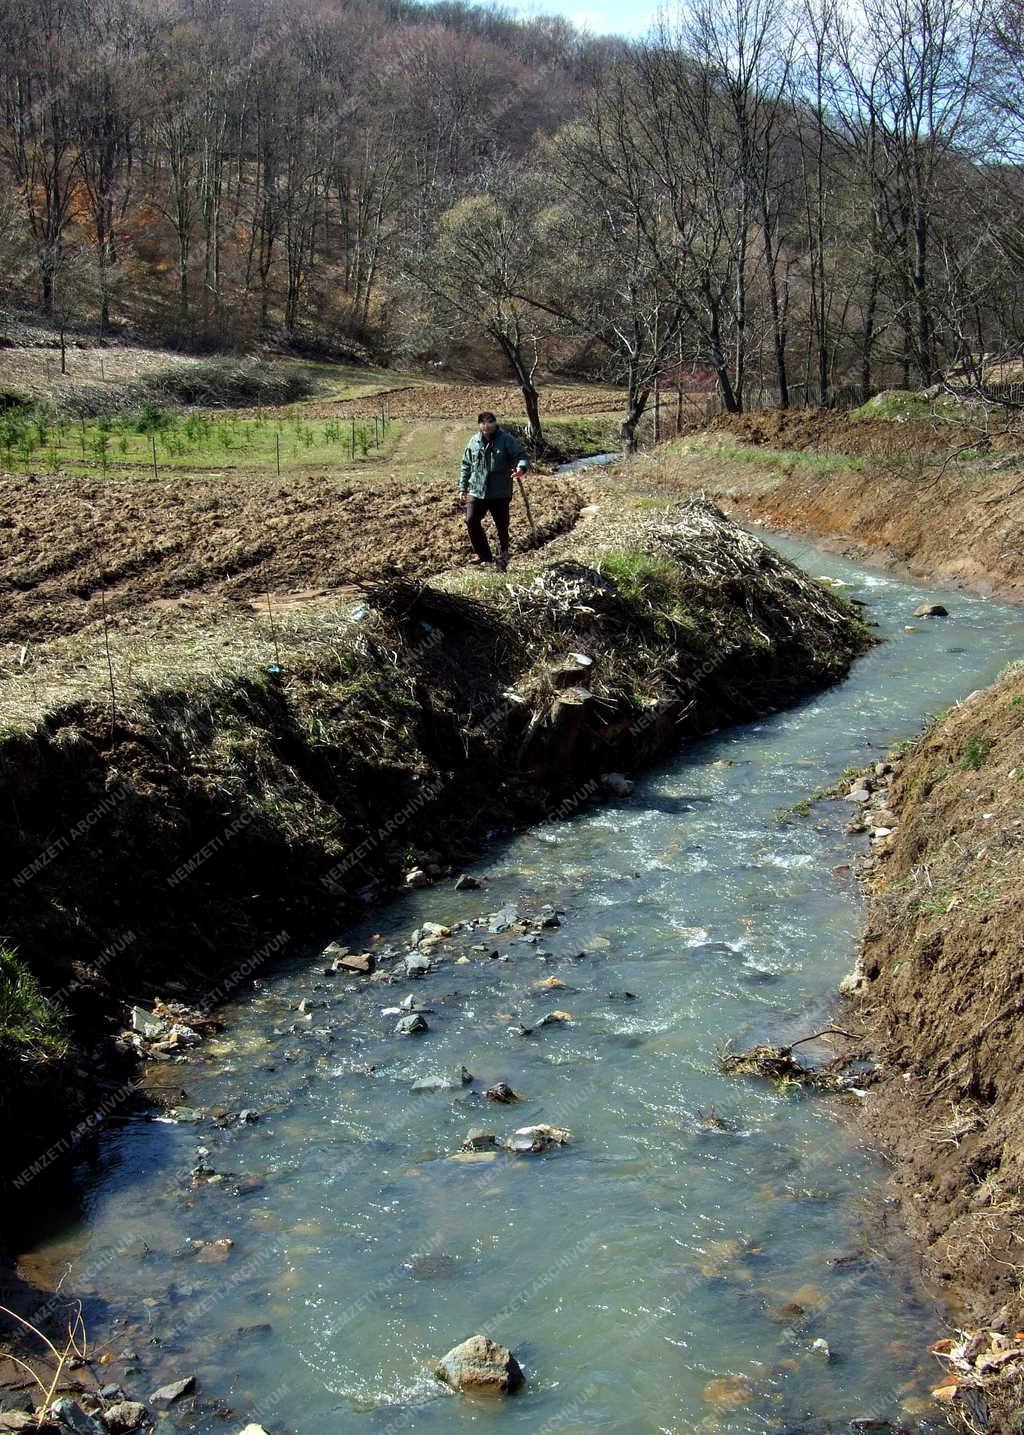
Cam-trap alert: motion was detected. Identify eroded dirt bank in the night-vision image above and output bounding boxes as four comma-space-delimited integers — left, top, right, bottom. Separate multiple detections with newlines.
0, 497, 870, 1221
840, 659, 1024, 1426
646, 407, 1024, 601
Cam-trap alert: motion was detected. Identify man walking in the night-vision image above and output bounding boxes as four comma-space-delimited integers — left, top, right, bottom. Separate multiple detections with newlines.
459, 411, 530, 572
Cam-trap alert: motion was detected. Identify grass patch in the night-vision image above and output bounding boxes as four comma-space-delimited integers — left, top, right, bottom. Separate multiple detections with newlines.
597, 551, 679, 608
849, 389, 978, 425
284, 359, 407, 403
671, 435, 868, 477
541, 415, 620, 453
0, 945, 68, 1064
0, 404, 397, 477
959, 733, 995, 770
722, 441, 867, 475
595, 550, 714, 646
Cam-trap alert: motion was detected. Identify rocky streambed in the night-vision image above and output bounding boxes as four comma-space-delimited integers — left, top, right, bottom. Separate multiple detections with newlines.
0, 498, 868, 1194
4, 534, 1024, 1434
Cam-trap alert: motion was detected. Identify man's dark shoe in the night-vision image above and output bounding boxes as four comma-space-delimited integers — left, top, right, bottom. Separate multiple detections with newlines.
495, 552, 509, 573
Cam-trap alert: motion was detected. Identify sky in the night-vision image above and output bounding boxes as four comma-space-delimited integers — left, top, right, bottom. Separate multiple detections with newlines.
508, 0, 659, 37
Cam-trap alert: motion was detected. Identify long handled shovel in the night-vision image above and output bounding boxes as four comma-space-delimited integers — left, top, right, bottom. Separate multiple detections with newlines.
515, 466, 537, 546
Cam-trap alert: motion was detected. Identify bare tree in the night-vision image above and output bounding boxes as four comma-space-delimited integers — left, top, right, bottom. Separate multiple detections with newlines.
535, 129, 684, 446
73, 0, 140, 332
0, 0, 85, 313
405, 167, 553, 442
829, 0, 987, 386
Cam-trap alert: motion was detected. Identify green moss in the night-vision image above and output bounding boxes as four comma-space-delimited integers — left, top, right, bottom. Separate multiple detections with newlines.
0, 945, 69, 1064
775, 796, 813, 822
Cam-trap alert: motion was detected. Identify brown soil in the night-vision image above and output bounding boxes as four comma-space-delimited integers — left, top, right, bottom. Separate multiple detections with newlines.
0, 469, 581, 646
227, 381, 626, 421
655, 409, 1024, 600
846, 662, 1024, 1424
706, 407, 1016, 457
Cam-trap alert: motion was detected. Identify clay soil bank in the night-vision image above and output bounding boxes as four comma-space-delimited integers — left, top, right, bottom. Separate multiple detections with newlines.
842, 659, 1024, 1430
645, 406, 1024, 602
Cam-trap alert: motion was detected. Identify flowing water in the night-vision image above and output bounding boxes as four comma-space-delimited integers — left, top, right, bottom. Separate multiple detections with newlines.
554, 451, 623, 473
21, 537, 1024, 1435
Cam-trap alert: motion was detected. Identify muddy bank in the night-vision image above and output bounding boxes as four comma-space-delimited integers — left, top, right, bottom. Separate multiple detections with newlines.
647, 408, 1024, 601
0, 497, 870, 1220
840, 658, 1024, 1428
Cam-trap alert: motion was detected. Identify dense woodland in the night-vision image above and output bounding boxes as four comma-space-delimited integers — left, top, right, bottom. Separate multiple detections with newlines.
1, 0, 1023, 429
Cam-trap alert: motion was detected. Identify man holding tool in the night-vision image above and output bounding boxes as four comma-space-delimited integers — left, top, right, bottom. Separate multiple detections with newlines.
459, 410, 534, 572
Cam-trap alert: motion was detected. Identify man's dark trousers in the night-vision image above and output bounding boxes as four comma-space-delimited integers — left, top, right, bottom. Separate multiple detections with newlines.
465, 496, 510, 562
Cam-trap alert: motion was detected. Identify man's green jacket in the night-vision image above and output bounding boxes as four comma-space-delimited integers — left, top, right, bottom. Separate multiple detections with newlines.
459, 428, 529, 500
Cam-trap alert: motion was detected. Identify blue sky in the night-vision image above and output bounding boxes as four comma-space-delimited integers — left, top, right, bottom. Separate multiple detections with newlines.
509, 0, 659, 38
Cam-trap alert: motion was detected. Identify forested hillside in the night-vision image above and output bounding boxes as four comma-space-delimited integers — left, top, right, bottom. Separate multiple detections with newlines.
1, 0, 1023, 421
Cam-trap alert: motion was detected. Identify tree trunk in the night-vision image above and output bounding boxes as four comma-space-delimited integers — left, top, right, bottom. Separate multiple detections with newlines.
497, 334, 544, 446
40, 260, 54, 314
619, 389, 650, 451
861, 267, 879, 402
766, 257, 789, 410
522, 382, 543, 445
715, 365, 739, 414
913, 207, 933, 385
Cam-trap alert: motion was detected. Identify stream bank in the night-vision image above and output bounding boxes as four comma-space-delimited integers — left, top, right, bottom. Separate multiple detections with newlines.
636, 408, 1024, 1428
839, 656, 1024, 1431
0, 497, 869, 1222
10, 534, 1023, 1435
644, 407, 1024, 602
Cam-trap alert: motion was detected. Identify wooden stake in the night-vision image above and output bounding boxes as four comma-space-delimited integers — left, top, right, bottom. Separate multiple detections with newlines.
100, 591, 116, 742
515, 472, 537, 545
